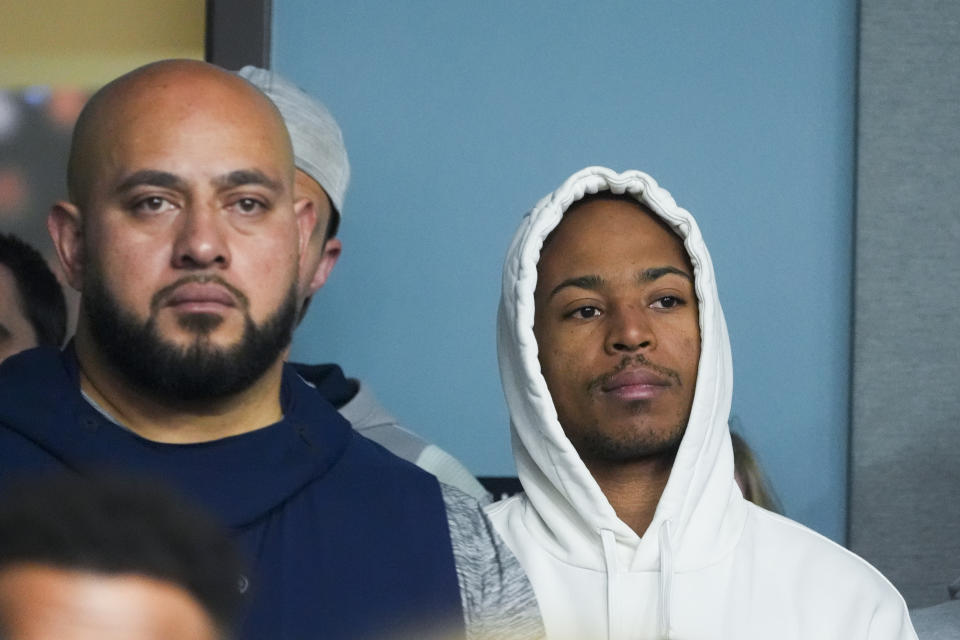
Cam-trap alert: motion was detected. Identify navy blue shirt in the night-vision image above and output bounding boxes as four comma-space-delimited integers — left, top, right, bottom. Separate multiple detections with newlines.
0, 347, 464, 640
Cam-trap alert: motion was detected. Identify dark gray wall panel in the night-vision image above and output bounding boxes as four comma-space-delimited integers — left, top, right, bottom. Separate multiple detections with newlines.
205, 0, 271, 69
852, 0, 960, 608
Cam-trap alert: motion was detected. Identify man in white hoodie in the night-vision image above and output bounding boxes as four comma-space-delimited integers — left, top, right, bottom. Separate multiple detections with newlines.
486, 166, 916, 639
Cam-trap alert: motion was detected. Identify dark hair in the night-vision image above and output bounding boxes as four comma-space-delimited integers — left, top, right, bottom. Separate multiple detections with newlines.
0, 233, 67, 347
566, 190, 650, 210
325, 203, 341, 240
0, 474, 245, 633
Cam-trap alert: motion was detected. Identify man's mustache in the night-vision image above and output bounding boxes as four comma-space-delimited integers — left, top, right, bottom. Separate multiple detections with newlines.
586, 354, 683, 393
150, 275, 250, 313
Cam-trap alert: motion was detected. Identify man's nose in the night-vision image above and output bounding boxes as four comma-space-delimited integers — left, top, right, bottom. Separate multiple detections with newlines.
170, 206, 230, 270
605, 306, 655, 354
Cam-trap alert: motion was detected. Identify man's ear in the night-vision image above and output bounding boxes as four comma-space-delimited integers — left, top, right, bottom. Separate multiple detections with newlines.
47, 201, 85, 291
294, 196, 318, 265
308, 236, 342, 295
294, 196, 342, 295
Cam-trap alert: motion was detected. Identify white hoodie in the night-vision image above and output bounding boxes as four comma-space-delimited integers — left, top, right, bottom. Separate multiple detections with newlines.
485, 166, 916, 640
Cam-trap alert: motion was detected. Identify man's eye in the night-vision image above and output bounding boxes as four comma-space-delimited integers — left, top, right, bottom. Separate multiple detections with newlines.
233, 198, 266, 214
133, 196, 175, 214
652, 296, 683, 310
569, 306, 602, 319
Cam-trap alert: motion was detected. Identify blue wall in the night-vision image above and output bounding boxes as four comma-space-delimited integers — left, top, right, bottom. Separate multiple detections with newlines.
274, 0, 857, 542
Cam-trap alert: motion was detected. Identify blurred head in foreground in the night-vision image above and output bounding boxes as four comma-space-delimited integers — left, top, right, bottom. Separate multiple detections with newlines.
0, 474, 244, 640
0, 233, 67, 365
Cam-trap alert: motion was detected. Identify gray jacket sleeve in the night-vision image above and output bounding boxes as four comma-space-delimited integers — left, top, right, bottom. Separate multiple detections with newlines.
341, 383, 493, 502
441, 483, 545, 640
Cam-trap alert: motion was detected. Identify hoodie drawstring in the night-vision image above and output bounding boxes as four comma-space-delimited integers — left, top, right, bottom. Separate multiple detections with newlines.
602, 522, 675, 639
600, 529, 618, 640
658, 519, 674, 639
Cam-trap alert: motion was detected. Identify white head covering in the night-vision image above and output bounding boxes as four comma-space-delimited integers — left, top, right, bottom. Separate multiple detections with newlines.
237, 66, 350, 214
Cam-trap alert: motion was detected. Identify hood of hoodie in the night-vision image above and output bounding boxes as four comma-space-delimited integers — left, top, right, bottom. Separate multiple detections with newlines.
497, 166, 743, 573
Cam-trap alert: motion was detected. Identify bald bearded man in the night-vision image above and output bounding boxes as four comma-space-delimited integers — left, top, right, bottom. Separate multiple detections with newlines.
0, 60, 542, 640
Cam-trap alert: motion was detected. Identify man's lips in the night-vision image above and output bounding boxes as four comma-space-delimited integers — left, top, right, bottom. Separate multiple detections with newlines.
163, 283, 237, 312
600, 368, 671, 400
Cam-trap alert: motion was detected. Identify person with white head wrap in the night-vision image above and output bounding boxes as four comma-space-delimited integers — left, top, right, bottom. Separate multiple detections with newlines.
236, 65, 492, 502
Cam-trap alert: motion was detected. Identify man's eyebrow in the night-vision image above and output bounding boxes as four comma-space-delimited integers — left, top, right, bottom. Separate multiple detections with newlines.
637, 266, 693, 283
547, 275, 604, 300
114, 170, 187, 195
212, 169, 282, 193
546, 267, 693, 300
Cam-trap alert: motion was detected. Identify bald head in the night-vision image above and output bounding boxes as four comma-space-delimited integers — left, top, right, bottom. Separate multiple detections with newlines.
67, 59, 293, 209
48, 58, 317, 416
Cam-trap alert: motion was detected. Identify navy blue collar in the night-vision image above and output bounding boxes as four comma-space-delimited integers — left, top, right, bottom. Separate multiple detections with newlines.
0, 344, 355, 528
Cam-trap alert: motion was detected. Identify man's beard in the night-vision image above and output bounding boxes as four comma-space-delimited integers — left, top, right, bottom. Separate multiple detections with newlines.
568, 354, 690, 464
83, 271, 298, 404
569, 417, 686, 464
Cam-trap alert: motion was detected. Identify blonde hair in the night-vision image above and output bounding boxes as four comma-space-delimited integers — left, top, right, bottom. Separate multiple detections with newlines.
731, 430, 782, 514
